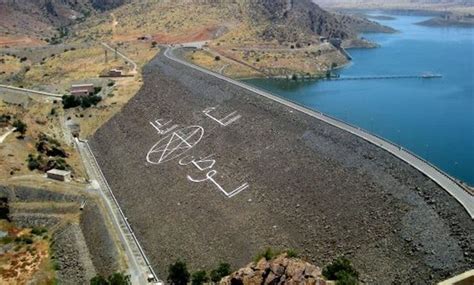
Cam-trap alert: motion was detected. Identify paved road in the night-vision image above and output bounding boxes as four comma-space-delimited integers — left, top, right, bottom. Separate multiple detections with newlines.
75, 138, 162, 284
165, 47, 474, 219
101, 42, 138, 74
0, 84, 63, 99
0, 128, 15, 144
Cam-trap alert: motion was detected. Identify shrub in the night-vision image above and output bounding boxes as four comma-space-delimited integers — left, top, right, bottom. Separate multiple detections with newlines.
210, 263, 231, 283
27, 154, 42, 170
286, 249, 298, 258
215, 56, 221, 61
90, 272, 131, 285
254, 248, 278, 262
0, 114, 11, 123
191, 270, 208, 285
322, 257, 359, 285
90, 275, 108, 285
13, 119, 27, 135
62, 95, 81, 109
108, 272, 131, 285
93, 86, 102, 94
168, 260, 190, 285
31, 227, 47, 236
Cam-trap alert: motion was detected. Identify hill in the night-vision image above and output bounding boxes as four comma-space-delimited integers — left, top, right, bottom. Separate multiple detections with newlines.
0, 0, 125, 45
315, 0, 474, 13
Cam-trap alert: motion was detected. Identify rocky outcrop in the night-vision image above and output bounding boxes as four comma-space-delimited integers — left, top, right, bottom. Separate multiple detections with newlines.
220, 254, 328, 285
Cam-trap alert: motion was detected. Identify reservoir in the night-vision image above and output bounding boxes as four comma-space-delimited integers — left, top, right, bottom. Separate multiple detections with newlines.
244, 14, 474, 185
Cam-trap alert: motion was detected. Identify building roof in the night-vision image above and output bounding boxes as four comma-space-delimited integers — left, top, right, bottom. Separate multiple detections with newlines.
46, 169, 71, 176
71, 89, 90, 93
71, 83, 94, 88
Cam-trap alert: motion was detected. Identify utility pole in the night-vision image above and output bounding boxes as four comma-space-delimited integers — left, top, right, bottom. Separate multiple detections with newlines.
105, 49, 108, 64
114, 47, 118, 60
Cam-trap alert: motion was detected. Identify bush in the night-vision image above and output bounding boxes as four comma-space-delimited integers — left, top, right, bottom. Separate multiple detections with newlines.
90, 275, 109, 285
27, 154, 42, 170
210, 263, 231, 283
214, 56, 221, 61
13, 119, 27, 135
0, 114, 11, 123
286, 249, 298, 258
322, 257, 359, 285
62, 95, 81, 109
108, 272, 131, 285
90, 272, 131, 285
191, 270, 208, 285
93, 86, 102, 94
168, 260, 190, 285
62, 94, 101, 109
254, 248, 278, 262
31, 227, 47, 236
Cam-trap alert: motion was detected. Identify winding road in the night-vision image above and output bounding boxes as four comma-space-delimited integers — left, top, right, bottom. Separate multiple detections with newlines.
165, 46, 474, 219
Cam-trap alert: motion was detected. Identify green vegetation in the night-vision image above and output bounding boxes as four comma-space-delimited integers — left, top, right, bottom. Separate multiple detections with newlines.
31, 227, 48, 236
0, 114, 12, 124
210, 263, 231, 283
191, 270, 209, 285
13, 119, 27, 135
62, 94, 102, 109
27, 154, 43, 171
168, 260, 190, 285
26, 153, 70, 171
14, 235, 34, 244
322, 257, 359, 285
254, 248, 299, 262
90, 272, 131, 285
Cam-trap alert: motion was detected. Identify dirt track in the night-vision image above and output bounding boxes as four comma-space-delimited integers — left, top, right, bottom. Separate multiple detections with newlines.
90, 49, 473, 284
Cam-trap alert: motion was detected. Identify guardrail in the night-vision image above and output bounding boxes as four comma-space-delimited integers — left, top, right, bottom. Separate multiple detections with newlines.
78, 139, 162, 284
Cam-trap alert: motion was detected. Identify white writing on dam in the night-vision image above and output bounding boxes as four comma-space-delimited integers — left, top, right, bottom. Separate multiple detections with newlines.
146, 106, 249, 198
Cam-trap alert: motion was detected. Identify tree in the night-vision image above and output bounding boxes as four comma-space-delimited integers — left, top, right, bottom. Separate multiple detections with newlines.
90, 275, 109, 285
168, 260, 190, 285
13, 119, 27, 135
322, 257, 359, 285
62, 95, 81, 109
90, 272, 131, 285
210, 263, 231, 283
191, 270, 209, 285
214, 56, 221, 61
108, 272, 131, 285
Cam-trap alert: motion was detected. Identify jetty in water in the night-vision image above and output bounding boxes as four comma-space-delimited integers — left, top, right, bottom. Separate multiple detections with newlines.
326, 73, 443, 81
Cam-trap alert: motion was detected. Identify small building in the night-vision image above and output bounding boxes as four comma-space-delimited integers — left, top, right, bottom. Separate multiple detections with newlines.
71, 83, 94, 97
46, 169, 71, 182
108, 69, 123, 77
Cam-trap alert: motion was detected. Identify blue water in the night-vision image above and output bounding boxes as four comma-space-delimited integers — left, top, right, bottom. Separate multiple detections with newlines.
245, 14, 474, 185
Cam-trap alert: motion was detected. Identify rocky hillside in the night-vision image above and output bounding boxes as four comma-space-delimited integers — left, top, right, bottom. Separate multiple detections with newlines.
219, 254, 328, 285
247, 0, 354, 43
0, 0, 126, 38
